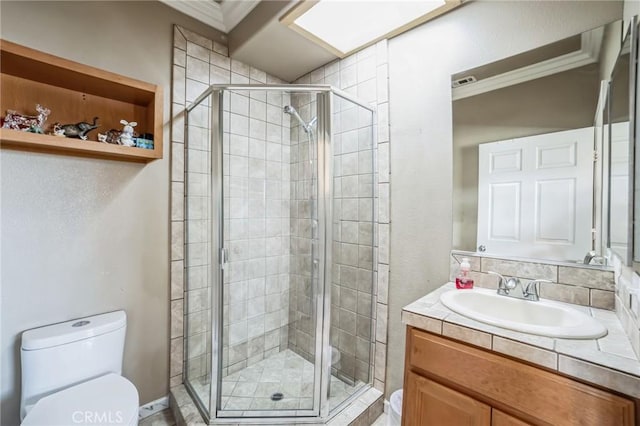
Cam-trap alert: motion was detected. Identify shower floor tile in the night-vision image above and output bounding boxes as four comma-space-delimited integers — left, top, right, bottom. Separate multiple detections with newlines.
216, 349, 365, 415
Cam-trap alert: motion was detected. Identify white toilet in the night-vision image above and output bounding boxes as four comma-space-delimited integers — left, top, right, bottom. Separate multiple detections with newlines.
20, 311, 139, 426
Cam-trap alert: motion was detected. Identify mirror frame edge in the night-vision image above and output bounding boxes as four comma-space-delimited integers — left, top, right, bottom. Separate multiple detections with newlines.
630, 15, 640, 272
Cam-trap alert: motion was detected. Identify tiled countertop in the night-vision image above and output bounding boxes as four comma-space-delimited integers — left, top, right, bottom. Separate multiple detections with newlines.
402, 283, 640, 398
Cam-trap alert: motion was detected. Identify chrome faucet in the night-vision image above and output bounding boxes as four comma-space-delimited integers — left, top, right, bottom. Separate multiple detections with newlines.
487, 271, 551, 302
582, 251, 608, 266
583, 250, 597, 265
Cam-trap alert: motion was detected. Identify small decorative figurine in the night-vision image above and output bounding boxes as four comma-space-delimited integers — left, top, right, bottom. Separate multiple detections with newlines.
60, 117, 99, 140
2, 104, 51, 132
99, 129, 122, 144
27, 125, 44, 134
51, 123, 66, 137
119, 120, 137, 147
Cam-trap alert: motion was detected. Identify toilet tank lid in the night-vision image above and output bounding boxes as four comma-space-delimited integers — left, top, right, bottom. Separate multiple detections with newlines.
22, 311, 126, 350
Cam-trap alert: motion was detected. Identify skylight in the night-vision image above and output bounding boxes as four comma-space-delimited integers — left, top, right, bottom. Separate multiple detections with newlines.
282, 0, 458, 57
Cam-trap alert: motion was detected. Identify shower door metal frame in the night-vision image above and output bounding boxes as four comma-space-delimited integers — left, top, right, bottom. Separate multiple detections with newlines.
185, 84, 376, 424
316, 91, 332, 420
210, 89, 225, 422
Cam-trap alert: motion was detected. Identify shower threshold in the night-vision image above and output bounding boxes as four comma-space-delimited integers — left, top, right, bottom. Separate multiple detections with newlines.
176, 349, 383, 424
190, 349, 364, 416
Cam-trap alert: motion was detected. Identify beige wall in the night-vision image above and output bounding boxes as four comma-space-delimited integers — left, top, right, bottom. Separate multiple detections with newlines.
386, 0, 622, 396
0, 2, 224, 424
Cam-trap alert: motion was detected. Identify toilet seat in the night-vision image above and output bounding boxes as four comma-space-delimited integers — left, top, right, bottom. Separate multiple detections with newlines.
21, 373, 138, 426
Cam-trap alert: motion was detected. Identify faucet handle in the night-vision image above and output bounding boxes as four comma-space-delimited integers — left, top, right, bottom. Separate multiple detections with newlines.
487, 270, 505, 283
487, 271, 520, 294
487, 271, 517, 289
524, 279, 552, 299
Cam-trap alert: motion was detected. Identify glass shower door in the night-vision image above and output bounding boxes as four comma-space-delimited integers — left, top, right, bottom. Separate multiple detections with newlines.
326, 92, 375, 413
215, 88, 324, 418
184, 91, 215, 417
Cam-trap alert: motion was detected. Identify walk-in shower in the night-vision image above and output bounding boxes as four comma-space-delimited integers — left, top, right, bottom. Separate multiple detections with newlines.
183, 85, 376, 423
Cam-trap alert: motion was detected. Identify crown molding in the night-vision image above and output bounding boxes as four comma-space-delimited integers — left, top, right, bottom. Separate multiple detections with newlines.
453, 28, 604, 101
159, 0, 258, 33
221, 1, 260, 31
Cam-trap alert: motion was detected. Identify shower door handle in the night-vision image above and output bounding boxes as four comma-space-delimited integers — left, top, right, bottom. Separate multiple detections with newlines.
219, 247, 228, 269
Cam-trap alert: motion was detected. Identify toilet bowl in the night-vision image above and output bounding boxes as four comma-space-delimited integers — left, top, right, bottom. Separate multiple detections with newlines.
21, 374, 138, 426
19, 311, 139, 426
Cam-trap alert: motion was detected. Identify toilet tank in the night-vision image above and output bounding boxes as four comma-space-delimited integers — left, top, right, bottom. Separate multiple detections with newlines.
20, 311, 127, 420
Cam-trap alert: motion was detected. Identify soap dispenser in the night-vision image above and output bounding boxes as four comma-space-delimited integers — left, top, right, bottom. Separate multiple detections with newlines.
456, 257, 475, 289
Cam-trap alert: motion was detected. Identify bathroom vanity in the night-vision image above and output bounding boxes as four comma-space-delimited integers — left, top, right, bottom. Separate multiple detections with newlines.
402, 284, 640, 426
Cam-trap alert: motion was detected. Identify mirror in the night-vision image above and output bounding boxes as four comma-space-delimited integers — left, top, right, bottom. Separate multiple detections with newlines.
451, 20, 622, 265
606, 24, 632, 265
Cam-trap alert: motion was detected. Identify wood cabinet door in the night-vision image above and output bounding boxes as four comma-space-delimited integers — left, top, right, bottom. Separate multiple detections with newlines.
403, 371, 491, 426
492, 409, 532, 426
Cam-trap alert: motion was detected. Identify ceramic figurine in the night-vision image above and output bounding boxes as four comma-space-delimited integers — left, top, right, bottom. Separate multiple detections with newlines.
2, 104, 50, 132
60, 117, 99, 140
51, 123, 66, 137
97, 133, 108, 143
118, 120, 137, 147
101, 129, 122, 144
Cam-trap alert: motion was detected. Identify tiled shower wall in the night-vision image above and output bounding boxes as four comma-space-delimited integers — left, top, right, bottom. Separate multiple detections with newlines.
611, 255, 640, 358
291, 41, 391, 389
287, 91, 319, 363
184, 95, 213, 385
328, 96, 376, 385
170, 25, 391, 395
222, 86, 292, 376
170, 25, 292, 388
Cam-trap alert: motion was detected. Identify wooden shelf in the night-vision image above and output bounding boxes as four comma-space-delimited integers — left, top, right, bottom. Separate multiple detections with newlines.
0, 39, 163, 163
0, 128, 159, 162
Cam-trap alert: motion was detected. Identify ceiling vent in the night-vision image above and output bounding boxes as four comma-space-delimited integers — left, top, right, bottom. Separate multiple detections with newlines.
452, 75, 477, 88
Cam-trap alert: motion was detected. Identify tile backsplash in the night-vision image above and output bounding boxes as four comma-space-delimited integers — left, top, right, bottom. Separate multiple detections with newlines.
449, 251, 615, 310
611, 254, 640, 359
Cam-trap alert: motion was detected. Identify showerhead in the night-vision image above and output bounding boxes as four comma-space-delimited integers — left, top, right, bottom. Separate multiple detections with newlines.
308, 116, 318, 128
283, 105, 316, 134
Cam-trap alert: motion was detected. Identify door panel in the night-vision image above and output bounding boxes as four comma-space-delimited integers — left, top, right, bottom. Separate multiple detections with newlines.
492, 410, 533, 426
488, 183, 521, 241
490, 149, 523, 173
535, 178, 575, 242
404, 372, 491, 426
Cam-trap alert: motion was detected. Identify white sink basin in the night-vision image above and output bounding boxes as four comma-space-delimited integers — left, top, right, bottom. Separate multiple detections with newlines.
440, 288, 607, 339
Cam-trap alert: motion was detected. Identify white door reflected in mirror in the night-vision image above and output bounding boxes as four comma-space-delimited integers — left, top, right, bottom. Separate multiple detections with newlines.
477, 127, 594, 261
